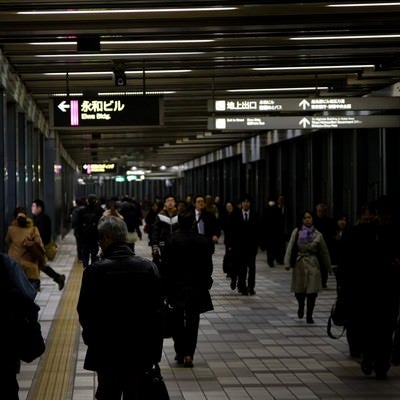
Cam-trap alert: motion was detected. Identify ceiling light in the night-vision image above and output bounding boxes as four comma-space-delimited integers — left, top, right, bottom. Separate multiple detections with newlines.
18, 7, 237, 15
253, 65, 374, 71
51, 93, 83, 96
97, 91, 176, 95
44, 70, 191, 76
327, 2, 400, 6
227, 87, 329, 93
35, 52, 203, 58
291, 34, 400, 40
30, 39, 214, 45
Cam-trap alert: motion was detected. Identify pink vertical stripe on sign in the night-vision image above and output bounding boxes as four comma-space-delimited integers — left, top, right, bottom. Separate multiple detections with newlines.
70, 100, 79, 126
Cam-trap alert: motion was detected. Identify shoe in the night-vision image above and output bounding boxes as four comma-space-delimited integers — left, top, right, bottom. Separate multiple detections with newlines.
361, 360, 373, 376
306, 316, 314, 324
297, 308, 304, 319
230, 280, 236, 290
239, 288, 248, 296
248, 288, 256, 296
184, 355, 193, 368
175, 354, 184, 364
57, 274, 66, 290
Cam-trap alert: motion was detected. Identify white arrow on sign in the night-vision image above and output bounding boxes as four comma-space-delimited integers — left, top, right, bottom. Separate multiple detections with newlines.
299, 117, 311, 128
299, 99, 310, 110
58, 100, 70, 112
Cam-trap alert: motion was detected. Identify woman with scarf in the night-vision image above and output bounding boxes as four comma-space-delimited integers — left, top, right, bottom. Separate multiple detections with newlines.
284, 210, 331, 323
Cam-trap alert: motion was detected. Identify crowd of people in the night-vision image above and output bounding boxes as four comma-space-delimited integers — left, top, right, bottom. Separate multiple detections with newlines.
4, 191, 400, 398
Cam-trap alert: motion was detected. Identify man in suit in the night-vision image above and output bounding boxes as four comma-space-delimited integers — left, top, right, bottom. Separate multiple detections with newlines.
231, 194, 261, 295
191, 195, 220, 254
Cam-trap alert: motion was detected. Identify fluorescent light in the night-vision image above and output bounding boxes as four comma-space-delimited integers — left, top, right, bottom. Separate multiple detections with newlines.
45, 71, 113, 76
227, 87, 329, 93
30, 39, 214, 45
127, 69, 192, 74
253, 65, 374, 71
51, 93, 83, 96
44, 70, 191, 76
18, 7, 237, 15
291, 34, 400, 40
97, 91, 176, 95
327, 2, 400, 6
35, 52, 203, 58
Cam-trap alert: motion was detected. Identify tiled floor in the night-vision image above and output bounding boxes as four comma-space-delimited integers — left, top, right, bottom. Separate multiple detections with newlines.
20, 232, 400, 399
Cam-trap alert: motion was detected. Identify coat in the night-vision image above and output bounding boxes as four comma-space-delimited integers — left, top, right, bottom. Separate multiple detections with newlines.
0, 253, 37, 373
77, 242, 164, 372
284, 227, 331, 294
163, 229, 214, 314
5, 218, 43, 280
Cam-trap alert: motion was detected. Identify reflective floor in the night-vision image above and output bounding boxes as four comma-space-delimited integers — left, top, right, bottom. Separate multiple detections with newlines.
19, 231, 400, 400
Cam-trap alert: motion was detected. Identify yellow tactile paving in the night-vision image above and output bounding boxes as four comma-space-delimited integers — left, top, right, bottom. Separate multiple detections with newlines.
27, 261, 83, 400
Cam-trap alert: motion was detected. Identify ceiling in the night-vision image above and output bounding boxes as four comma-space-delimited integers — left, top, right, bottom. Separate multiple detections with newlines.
1, 1, 400, 175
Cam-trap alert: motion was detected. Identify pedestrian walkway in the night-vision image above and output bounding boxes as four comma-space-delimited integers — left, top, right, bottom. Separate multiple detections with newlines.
19, 231, 400, 400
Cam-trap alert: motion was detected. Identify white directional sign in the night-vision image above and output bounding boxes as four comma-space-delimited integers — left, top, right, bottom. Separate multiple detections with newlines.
208, 115, 400, 130
209, 97, 400, 112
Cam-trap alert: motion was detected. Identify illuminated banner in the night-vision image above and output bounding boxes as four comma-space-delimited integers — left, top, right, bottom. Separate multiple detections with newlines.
82, 163, 116, 174
208, 115, 400, 130
52, 96, 161, 127
209, 97, 400, 112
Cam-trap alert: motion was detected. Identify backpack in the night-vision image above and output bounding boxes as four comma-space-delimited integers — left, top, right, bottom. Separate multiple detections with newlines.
78, 208, 100, 237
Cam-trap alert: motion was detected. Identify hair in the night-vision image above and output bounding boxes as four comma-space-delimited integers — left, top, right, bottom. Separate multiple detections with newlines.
32, 198, 45, 211
98, 216, 128, 243
14, 206, 28, 227
297, 209, 313, 229
163, 194, 176, 203
14, 206, 27, 218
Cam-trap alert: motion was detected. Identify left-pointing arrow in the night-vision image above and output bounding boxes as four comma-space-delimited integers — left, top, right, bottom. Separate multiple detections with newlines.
58, 100, 70, 112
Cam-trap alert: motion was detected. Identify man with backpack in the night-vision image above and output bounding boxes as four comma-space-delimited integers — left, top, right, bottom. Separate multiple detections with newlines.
75, 194, 103, 268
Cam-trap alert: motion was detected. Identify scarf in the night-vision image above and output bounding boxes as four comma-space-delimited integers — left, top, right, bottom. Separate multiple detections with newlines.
298, 225, 315, 244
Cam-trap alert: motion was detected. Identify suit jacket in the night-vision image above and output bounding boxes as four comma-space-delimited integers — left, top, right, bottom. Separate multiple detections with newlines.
191, 209, 220, 253
231, 209, 260, 256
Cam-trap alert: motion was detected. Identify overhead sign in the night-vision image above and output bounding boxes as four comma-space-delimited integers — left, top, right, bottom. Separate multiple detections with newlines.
52, 96, 161, 127
82, 163, 116, 174
208, 115, 400, 130
209, 97, 400, 112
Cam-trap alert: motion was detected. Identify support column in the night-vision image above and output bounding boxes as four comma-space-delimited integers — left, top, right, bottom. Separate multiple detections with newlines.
0, 92, 6, 250
17, 112, 27, 205
6, 101, 17, 224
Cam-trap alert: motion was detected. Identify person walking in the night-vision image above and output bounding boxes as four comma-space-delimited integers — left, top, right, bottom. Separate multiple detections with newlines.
230, 194, 261, 295
5, 207, 43, 291
31, 199, 65, 290
163, 212, 214, 368
284, 210, 331, 323
75, 194, 103, 268
77, 216, 166, 398
1, 253, 39, 400
151, 195, 179, 268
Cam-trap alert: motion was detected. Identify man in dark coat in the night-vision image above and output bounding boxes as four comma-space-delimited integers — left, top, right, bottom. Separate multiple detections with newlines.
0, 253, 38, 400
31, 199, 65, 290
77, 216, 165, 398
163, 212, 214, 368
75, 194, 103, 268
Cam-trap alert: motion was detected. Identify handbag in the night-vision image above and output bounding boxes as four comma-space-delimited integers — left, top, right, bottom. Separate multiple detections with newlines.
162, 301, 179, 339
144, 364, 170, 400
14, 300, 46, 363
126, 231, 139, 244
24, 236, 46, 268
44, 241, 58, 261
327, 291, 347, 339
